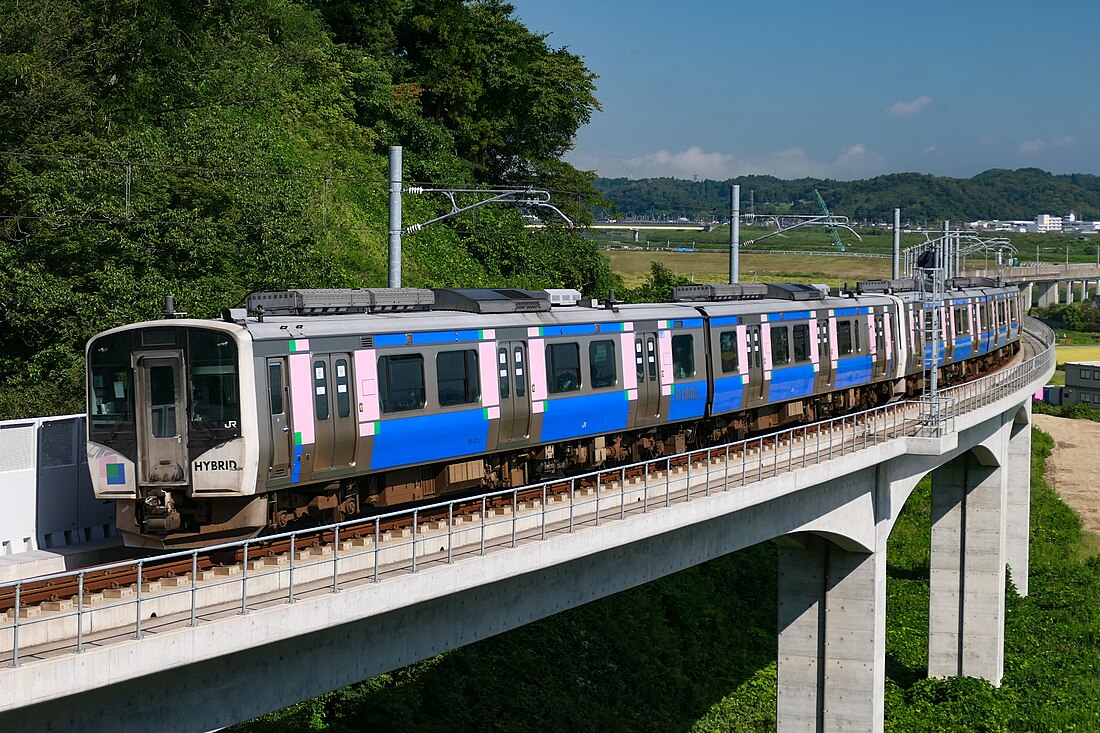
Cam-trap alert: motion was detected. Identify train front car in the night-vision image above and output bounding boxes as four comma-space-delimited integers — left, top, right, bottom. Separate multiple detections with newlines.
86, 319, 260, 549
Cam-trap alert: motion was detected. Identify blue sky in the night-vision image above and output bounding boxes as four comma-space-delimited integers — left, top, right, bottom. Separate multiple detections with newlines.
507, 0, 1100, 181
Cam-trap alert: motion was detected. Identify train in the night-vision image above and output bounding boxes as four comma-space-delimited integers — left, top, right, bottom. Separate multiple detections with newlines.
85, 278, 1023, 549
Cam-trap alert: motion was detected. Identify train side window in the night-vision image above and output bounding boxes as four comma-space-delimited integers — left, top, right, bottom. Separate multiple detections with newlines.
514, 346, 526, 398
378, 354, 426, 413
268, 362, 284, 415
792, 324, 810, 362
334, 359, 351, 418
547, 342, 581, 394
719, 331, 738, 373
437, 349, 481, 406
589, 340, 618, 388
498, 348, 510, 399
672, 334, 695, 378
647, 337, 658, 380
771, 326, 790, 366
837, 321, 854, 356
313, 360, 329, 421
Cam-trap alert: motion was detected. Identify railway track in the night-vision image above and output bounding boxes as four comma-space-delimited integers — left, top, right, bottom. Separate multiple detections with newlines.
1, 327, 1049, 617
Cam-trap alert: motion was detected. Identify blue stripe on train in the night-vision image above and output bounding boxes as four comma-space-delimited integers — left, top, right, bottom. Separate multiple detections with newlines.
669, 379, 708, 421
712, 375, 745, 414
371, 408, 489, 469
540, 390, 630, 442
768, 363, 815, 401
836, 355, 873, 388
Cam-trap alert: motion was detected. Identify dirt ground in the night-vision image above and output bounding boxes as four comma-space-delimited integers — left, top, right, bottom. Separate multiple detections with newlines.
1032, 413, 1100, 540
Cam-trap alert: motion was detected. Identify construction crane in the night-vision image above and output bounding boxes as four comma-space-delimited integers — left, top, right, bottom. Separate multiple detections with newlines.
814, 189, 846, 252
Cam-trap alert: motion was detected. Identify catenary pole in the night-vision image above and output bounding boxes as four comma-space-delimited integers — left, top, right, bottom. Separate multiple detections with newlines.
388, 146, 403, 288
892, 208, 901, 279
730, 184, 740, 283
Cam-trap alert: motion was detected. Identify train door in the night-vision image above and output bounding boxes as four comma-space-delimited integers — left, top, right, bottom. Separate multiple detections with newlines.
746, 324, 765, 404
134, 352, 189, 485
498, 341, 531, 442
312, 353, 356, 472
634, 332, 661, 422
873, 311, 887, 378
266, 358, 291, 479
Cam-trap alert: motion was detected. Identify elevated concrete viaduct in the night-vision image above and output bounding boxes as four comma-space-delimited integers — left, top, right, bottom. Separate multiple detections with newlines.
0, 325, 1053, 733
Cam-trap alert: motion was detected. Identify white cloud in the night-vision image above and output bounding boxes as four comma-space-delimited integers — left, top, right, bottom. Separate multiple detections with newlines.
885, 95, 933, 117
1018, 135, 1077, 154
573, 144, 881, 181
625, 146, 733, 180
920, 145, 937, 155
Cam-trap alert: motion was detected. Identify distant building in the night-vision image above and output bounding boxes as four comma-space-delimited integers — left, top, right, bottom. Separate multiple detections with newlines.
1033, 214, 1063, 233
1059, 360, 1100, 406
968, 213, 1100, 234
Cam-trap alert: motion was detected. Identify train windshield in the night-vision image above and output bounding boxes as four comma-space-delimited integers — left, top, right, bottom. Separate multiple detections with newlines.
88, 331, 134, 431
187, 330, 240, 429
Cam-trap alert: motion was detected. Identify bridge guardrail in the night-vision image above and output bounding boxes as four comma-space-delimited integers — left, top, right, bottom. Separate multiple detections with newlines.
0, 322, 1055, 669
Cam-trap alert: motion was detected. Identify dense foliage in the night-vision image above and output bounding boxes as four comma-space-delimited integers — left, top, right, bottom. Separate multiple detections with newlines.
0, 0, 612, 420
232, 427, 1100, 731
596, 169, 1100, 224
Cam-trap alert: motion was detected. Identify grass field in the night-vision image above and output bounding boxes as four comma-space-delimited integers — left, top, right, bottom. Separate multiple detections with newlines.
605, 249, 892, 288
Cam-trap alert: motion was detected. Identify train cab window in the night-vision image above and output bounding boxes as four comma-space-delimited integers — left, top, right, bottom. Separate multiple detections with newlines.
719, 331, 738, 373
335, 359, 352, 418
188, 330, 240, 428
88, 332, 133, 429
438, 349, 480, 406
771, 326, 790, 366
793, 324, 810, 363
548, 342, 581, 393
589, 340, 618, 388
672, 334, 695, 378
837, 321, 855, 356
313, 360, 329, 421
379, 354, 426, 413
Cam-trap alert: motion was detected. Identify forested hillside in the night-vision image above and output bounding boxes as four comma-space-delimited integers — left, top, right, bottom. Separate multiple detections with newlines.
596, 169, 1100, 224
0, 0, 612, 420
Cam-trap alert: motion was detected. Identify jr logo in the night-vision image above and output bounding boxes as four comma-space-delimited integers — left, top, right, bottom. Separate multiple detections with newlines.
194, 460, 241, 472
223, 420, 238, 429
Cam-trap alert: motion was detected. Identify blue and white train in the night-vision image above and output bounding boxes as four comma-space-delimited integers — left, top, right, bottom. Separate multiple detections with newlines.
86, 279, 1022, 548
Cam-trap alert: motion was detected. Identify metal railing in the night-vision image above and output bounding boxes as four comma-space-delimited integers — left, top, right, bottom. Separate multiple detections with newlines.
0, 322, 1055, 669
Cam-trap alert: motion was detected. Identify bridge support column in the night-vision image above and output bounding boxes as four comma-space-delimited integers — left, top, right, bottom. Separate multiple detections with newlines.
928, 447, 1007, 684
777, 535, 884, 732
1067, 281, 1076, 304
1037, 282, 1057, 308
1005, 408, 1031, 596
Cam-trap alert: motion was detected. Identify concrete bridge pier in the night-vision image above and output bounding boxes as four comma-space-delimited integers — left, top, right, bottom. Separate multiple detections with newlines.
1005, 406, 1032, 596
777, 535, 885, 732
1023, 282, 1033, 311
1037, 281, 1058, 308
1067, 281, 1076, 304
927, 432, 1009, 683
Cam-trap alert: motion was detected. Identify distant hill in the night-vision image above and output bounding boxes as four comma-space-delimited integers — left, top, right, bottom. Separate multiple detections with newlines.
593, 169, 1100, 225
